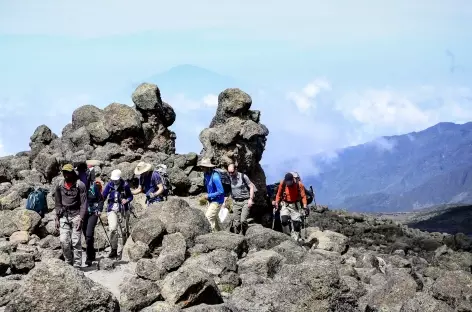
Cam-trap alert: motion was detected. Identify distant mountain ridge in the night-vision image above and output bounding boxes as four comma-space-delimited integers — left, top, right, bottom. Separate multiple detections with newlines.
302, 122, 472, 212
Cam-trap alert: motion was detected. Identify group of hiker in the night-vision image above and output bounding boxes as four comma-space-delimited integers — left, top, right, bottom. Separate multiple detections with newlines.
34, 155, 312, 269
197, 158, 311, 242
52, 161, 169, 268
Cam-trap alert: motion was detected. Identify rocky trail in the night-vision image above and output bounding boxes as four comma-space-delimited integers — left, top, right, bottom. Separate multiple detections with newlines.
1, 83, 471, 311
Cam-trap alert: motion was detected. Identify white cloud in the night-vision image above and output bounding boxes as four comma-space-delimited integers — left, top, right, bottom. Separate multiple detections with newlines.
337, 89, 431, 131
369, 137, 397, 152
286, 78, 331, 113
202, 94, 218, 107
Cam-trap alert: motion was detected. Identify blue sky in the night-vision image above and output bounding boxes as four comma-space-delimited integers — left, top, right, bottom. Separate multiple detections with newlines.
1, 0, 472, 179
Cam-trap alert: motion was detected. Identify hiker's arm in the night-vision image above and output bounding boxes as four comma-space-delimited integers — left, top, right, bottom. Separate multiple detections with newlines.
299, 182, 308, 207
244, 174, 255, 201
275, 181, 283, 205
153, 184, 163, 196
208, 173, 224, 200
54, 185, 63, 218
131, 186, 142, 195
79, 183, 87, 220
125, 184, 134, 202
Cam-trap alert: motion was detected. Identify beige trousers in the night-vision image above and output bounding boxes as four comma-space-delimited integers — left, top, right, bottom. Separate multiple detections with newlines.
107, 210, 130, 250
205, 202, 222, 232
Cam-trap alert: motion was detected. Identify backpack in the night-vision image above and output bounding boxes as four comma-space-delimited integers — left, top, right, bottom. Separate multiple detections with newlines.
213, 168, 232, 197
280, 180, 314, 205
88, 180, 103, 202
26, 188, 48, 217
156, 165, 172, 198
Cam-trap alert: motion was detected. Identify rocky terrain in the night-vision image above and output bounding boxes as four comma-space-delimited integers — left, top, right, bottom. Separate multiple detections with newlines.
0, 83, 471, 311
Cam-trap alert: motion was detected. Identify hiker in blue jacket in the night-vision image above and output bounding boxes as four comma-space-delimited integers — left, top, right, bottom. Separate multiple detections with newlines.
102, 169, 133, 259
198, 158, 225, 232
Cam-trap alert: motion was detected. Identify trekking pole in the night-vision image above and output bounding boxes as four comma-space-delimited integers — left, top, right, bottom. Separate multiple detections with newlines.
98, 216, 112, 247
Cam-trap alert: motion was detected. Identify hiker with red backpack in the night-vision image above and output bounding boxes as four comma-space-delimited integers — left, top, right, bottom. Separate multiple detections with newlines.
132, 162, 167, 208
102, 169, 134, 259
76, 162, 104, 266
275, 172, 308, 241
198, 158, 225, 232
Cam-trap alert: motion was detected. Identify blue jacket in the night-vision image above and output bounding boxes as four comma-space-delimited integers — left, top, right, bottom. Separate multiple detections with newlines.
204, 171, 225, 204
102, 179, 134, 212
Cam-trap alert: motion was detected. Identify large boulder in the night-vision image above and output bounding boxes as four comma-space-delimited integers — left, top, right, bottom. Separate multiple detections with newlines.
71, 105, 104, 130
130, 214, 166, 249
10, 252, 35, 274
0, 211, 17, 237
119, 276, 162, 312
0, 277, 21, 307
308, 229, 349, 254
132, 83, 162, 112
431, 270, 472, 311
160, 266, 224, 309
136, 233, 186, 281
146, 198, 211, 246
245, 225, 290, 250
6, 258, 120, 311
194, 231, 248, 258
32, 152, 59, 182
238, 250, 286, 278
12, 210, 41, 233
103, 103, 142, 141
0, 191, 22, 210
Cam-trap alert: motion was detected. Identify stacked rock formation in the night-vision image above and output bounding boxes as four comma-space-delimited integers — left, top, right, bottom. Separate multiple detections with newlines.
199, 88, 270, 221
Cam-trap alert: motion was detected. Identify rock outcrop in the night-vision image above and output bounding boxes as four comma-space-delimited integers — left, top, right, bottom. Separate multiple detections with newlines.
199, 88, 270, 222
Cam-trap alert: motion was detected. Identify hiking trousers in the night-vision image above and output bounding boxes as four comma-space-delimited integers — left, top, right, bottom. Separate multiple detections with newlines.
205, 202, 222, 232
232, 199, 250, 235
280, 202, 302, 240
82, 213, 98, 261
108, 210, 130, 250
59, 214, 82, 268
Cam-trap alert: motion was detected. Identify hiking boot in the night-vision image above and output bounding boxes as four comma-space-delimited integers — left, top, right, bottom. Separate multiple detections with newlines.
108, 249, 118, 258
85, 259, 93, 267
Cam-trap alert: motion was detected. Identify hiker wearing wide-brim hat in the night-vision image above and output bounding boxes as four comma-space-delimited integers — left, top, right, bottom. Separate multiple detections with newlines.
132, 161, 165, 208
198, 158, 225, 232
55, 163, 88, 269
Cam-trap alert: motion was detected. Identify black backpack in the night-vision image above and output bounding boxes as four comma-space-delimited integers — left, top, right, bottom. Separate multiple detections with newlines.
213, 168, 232, 197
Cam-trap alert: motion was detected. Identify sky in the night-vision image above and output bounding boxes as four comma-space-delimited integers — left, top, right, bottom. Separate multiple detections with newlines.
1, 0, 472, 180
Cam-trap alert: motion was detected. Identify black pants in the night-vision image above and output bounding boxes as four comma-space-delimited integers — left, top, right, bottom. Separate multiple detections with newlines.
82, 213, 98, 261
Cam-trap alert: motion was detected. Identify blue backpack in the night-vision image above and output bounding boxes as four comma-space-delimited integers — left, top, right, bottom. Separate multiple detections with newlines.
26, 188, 48, 217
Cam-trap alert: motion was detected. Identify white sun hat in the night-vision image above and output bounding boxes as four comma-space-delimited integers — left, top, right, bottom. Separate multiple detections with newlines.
110, 169, 122, 181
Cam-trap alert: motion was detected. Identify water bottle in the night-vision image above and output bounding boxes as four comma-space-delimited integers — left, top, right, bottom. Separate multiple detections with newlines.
112, 192, 120, 212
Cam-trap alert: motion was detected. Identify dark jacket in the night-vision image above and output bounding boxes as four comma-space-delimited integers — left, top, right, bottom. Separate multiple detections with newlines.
54, 178, 88, 219
102, 179, 133, 212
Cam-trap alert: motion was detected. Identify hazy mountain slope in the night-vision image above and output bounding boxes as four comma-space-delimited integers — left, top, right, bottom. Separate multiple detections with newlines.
302, 122, 472, 212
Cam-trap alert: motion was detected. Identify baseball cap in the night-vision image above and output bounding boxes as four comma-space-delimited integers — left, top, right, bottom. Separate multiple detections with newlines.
62, 164, 74, 172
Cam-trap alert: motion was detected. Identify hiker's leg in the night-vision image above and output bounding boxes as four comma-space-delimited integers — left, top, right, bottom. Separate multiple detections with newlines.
59, 217, 73, 265
205, 202, 221, 232
280, 203, 291, 235
85, 214, 98, 261
71, 215, 83, 267
108, 211, 118, 250
232, 201, 243, 234
240, 200, 250, 235
290, 204, 302, 240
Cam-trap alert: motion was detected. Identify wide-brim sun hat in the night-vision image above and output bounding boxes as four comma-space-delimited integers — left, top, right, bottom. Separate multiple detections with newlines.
134, 162, 153, 175
110, 169, 122, 181
197, 158, 216, 168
